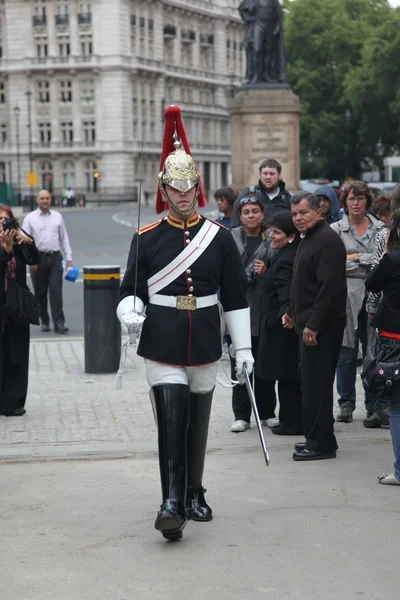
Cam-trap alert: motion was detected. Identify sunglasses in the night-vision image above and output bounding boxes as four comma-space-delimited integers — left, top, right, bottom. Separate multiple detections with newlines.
240, 197, 261, 206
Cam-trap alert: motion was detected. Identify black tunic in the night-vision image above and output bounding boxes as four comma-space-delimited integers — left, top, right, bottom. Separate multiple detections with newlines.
120, 213, 248, 366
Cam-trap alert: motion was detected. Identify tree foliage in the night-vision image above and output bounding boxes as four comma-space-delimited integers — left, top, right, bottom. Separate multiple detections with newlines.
282, 0, 399, 180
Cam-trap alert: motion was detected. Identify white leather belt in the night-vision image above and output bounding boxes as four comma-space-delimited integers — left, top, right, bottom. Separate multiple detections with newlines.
149, 294, 218, 311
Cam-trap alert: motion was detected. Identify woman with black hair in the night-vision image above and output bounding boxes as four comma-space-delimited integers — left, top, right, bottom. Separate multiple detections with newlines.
256, 211, 303, 435
214, 187, 238, 229
365, 209, 400, 485
0, 204, 40, 416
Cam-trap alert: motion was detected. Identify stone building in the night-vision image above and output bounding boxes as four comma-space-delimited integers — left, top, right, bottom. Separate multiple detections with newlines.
0, 0, 244, 201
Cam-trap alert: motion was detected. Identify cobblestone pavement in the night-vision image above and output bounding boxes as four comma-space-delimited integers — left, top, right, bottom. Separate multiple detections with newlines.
0, 339, 390, 462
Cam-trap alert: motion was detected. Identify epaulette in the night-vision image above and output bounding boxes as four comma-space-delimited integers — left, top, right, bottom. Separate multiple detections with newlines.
203, 216, 228, 230
138, 218, 164, 236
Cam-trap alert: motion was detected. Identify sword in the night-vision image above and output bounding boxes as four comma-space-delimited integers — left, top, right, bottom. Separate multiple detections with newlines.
243, 366, 270, 466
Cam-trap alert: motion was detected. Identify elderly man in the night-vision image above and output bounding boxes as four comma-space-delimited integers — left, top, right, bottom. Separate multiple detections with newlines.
22, 190, 73, 334
283, 193, 347, 461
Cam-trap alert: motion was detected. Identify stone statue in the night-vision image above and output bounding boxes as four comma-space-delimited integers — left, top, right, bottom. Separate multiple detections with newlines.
239, 0, 287, 85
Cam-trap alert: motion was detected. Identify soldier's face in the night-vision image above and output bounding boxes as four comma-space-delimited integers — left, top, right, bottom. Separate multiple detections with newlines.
165, 185, 197, 216
260, 167, 280, 191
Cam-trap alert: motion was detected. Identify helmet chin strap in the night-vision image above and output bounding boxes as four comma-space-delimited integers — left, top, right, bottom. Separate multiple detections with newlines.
161, 186, 199, 219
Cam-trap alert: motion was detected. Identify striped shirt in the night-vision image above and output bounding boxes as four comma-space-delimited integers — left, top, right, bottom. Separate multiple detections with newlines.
22, 209, 72, 261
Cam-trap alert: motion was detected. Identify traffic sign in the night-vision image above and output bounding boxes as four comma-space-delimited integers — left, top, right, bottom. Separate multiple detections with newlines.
26, 172, 37, 186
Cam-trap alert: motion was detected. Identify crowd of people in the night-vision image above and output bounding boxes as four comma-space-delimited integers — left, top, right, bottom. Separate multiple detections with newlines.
214, 160, 400, 474
2, 102, 400, 543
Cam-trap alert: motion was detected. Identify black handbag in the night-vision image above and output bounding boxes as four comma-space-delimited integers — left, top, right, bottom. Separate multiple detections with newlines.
6, 276, 40, 326
362, 334, 400, 399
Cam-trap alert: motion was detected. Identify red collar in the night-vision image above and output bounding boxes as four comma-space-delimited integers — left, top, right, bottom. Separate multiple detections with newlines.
166, 212, 201, 229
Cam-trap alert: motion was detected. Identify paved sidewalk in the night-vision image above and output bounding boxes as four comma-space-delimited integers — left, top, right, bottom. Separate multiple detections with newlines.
2, 339, 399, 600
0, 339, 392, 462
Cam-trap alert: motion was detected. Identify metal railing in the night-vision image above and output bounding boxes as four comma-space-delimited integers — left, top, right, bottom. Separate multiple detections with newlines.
78, 13, 92, 25
33, 15, 47, 27
55, 15, 69, 26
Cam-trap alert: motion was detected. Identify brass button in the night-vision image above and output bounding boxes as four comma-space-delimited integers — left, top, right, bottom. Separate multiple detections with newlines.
185, 230, 190, 236
188, 294, 193, 297
186, 269, 191, 274
189, 286, 194, 292
187, 277, 192, 283
186, 239, 191, 245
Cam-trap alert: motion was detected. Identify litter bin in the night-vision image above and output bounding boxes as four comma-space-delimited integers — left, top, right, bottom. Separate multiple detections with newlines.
83, 265, 121, 373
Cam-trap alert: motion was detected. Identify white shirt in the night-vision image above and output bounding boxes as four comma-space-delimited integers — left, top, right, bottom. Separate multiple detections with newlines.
22, 209, 72, 261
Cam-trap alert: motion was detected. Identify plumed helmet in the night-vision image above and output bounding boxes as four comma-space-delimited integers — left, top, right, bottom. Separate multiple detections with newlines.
156, 105, 206, 214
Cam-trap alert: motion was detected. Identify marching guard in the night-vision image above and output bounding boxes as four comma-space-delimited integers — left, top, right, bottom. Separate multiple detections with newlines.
117, 106, 254, 541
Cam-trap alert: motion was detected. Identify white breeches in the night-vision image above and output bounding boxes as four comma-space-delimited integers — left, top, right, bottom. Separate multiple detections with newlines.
144, 359, 219, 394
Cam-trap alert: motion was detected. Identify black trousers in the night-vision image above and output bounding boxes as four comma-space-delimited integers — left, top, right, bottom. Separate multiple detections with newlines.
230, 336, 277, 422
277, 380, 303, 428
300, 323, 345, 453
0, 324, 30, 415
31, 252, 65, 327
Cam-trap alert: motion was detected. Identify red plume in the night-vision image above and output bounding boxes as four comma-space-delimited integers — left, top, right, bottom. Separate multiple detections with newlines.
156, 105, 206, 214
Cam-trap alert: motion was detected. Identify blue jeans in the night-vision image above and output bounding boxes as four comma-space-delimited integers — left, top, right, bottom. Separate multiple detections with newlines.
336, 306, 381, 413
389, 403, 400, 479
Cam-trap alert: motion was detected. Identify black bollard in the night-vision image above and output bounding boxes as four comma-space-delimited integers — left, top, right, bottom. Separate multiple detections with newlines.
83, 265, 121, 373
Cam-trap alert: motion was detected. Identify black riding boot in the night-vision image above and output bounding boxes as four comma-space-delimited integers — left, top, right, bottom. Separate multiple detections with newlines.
152, 384, 190, 540
186, 389, 214, 522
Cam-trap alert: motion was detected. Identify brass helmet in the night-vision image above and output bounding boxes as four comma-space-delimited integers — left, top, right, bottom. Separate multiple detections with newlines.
156, 105, 205, 215
159, 132, 199, 194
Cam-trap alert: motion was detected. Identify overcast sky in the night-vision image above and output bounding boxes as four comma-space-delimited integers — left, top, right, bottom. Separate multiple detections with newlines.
389, 0, 400, 6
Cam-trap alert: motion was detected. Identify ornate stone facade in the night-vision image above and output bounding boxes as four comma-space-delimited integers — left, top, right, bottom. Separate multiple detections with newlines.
0, 0, 244, 199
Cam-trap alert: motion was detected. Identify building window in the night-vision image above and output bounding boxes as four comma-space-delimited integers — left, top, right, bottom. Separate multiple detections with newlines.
40, 161, 53, 192
56, 0, 69, 23
80, 79, 95, 104
78, 2, 92, 25
84, 160, 97, 192
80, 34, 92, 57
33, 0, 47, 26
37, 80, 50, 103
0, 81, 5, 104
61, 121, 73, 146
38, 123, 52, 146
58, 35, 70, 58
83, 121, 95, 146
60, 80, 72, 103
0, 123, 7, 143
35, 37, 48, 60
63, 161, 75, 188
0, 162, 6, 182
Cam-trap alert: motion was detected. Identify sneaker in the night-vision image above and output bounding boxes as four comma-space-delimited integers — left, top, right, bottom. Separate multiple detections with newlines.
336, 405, 353, 423
231, 420, 250, 433
363, 411, 381, 428
262, 417, 280, 428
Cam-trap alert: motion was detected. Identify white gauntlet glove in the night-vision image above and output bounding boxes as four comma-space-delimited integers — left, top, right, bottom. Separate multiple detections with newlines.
224, 307, 254, 385
234, 349, 255, 384
116, 296, 146, 343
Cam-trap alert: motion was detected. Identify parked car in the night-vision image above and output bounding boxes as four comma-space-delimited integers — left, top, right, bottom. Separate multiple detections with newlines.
368, 182, 398, 197
300, 179, 340, 193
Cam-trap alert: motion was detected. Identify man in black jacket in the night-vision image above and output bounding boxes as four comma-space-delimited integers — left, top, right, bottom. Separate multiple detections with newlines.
230, 158, 291, 228
283, 193, 347, 461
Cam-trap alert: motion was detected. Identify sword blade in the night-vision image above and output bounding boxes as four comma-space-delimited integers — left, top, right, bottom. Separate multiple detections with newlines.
243, 366, 270, 466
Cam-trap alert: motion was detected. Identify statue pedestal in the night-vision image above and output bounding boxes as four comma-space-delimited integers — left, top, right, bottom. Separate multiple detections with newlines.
230, 86, 301, 191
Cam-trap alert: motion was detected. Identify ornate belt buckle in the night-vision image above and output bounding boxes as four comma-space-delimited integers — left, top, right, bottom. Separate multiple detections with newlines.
176, 295, 197, 310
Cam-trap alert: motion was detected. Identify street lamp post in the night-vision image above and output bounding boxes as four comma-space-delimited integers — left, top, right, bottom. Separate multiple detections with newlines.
13, 105, 21, 204
25, 90, 34, 211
